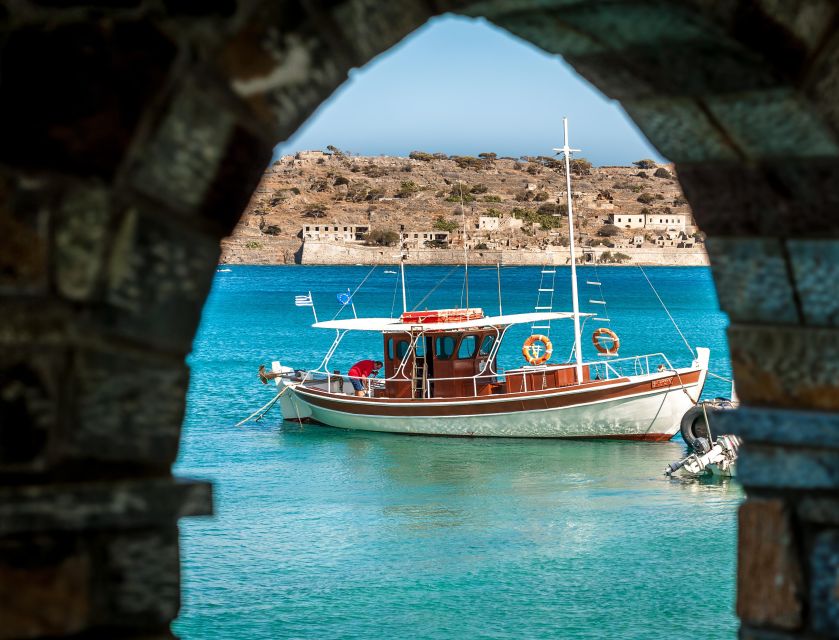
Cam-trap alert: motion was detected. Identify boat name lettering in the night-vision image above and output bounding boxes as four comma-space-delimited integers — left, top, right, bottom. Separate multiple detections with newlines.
651, 377, 674, 389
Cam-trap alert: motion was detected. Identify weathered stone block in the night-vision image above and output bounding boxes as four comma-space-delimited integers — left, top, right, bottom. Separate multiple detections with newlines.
810, 531, 839, 635
787, 239, 839, 326
69, 348, 188, 467
98, 528, 181, 628
0, 535, 91, 639
199, 125, 275, 235
706, 237, 799, 324
54, 184, 112, 301
484, 9, 604, 57
750, 0, 837, 54
0, 170, 50, 294
738, 443, 839, 489
105, 208, 219, 352
728, 324, 839, 410
798, 497, 839, 525
622, 97, 740, 162
334, 0, 433, 63
805, 29, 839, 138
130, 78, 236, 214
707, 88, 839, 159
737, 499, 803, 629
0, 20, 176, 178
0, 478, 211, 536
675, 163, 782, 236
220, 12, 351, 138
715, 406, 839, 448
0, 349, 66, 473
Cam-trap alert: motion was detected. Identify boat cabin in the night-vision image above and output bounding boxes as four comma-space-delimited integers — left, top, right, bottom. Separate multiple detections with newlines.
311, 308, 594, 401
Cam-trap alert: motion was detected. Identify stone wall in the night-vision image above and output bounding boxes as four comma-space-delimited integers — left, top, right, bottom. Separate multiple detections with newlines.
2, 1, 839, 638
299, 241, 709, 266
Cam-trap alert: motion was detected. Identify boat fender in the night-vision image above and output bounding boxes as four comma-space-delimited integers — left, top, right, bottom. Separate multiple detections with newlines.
680, 405, 712, 451
522, 334, 553, 365
592, 328, 620, 355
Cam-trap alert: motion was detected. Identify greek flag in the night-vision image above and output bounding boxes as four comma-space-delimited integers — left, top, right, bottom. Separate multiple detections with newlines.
294, 293, 313, 307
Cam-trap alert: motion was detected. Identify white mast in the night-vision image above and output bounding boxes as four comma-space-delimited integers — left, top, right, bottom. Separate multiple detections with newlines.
399, 227, 407, 314
554, 118, 584, 383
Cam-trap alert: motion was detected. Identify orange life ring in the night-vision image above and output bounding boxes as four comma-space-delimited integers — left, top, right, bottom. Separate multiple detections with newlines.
592, 328, 620, 355
522, 334, 553, 365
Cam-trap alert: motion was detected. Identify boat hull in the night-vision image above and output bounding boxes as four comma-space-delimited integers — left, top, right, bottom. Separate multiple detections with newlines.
278, 362, 707, 440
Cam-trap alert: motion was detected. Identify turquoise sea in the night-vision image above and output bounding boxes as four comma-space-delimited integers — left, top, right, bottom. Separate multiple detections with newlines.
174, 266, 742, 639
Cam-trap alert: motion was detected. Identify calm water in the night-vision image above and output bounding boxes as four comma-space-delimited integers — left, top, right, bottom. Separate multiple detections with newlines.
174, 266, 742, 639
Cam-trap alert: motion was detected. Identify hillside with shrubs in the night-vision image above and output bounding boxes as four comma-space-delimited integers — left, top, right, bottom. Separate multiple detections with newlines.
220, 147, 701, 264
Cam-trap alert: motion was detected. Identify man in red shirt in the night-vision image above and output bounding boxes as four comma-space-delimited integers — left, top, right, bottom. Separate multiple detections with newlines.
348, 359, 383, 397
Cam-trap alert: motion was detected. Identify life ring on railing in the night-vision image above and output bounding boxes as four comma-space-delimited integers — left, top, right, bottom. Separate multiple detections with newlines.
592, 328, 620, 355
522, 334, 553, 365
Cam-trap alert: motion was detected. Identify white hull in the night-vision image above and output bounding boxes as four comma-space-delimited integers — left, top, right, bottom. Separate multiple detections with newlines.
281, 383, 698, 439
278, 349, 709, 440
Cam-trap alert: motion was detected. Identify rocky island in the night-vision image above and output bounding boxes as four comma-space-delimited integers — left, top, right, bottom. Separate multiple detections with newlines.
221, 149, 708, 266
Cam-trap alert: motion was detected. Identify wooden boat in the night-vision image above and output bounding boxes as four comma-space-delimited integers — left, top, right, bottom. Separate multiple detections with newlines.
272, 120, 709, 439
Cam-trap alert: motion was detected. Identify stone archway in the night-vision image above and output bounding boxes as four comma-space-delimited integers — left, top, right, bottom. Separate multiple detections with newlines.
2, 1, 837, 637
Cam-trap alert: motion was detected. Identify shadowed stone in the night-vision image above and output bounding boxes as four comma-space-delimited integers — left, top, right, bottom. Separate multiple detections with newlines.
104, 208, 220, 352
706, 238, 799, 324
99, 528, 181, 628
716, 407, 839, 449
69, 349, 188, 467
786, 240, 839, 326
739, 444, 839, 489
737, 499, 803, 630
0, 171, 49, 294
707, 88, 839, 159
622, 98, 741, 163
0, 20, 176, 178
492, 10, 604, 57
130, 80, 236, 215
0, 478, 211, 536
810, 531, 839, 635
0, 353, 64, 473
54, 185, 111, 301
0, 537, 91, 639
728, 325, 839, 410
333, 0, 433, 62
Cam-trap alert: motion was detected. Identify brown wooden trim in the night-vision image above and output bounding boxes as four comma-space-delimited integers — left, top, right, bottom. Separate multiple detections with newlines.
294, 370, 703, 418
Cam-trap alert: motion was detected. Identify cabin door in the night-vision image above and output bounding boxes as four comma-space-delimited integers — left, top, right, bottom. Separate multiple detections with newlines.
384, 335, 413, 398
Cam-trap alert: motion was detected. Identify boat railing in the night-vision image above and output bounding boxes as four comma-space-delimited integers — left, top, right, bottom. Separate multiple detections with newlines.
297, 351, 677, 398
587, 352, 674, 381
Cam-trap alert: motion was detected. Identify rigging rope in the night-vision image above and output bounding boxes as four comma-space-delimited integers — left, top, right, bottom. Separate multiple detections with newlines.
637, 265, 696, 359
330, 265, 377, 321
412, 265, 460, 311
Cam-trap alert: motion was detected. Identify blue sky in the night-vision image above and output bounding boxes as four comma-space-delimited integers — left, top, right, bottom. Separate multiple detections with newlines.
275, 14, 662, 166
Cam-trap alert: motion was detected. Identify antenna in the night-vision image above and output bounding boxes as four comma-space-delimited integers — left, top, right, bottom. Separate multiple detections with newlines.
459, 181, 469, 309
553, 118, 584, 383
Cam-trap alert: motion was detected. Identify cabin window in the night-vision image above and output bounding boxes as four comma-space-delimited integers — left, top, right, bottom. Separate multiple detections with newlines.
479, 335, 495, 355
395, 339, 410, 360
387, 338, 394, 360
434, 336, 456, 359
457, 335, 479, 359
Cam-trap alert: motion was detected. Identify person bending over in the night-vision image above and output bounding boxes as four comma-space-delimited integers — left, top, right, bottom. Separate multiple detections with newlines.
348, 359, 383, 397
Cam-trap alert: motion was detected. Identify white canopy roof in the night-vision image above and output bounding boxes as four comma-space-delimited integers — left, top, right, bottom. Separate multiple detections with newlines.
312, 311, 593, 332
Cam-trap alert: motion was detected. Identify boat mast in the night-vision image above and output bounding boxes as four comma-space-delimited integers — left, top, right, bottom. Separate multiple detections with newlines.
460, 181, 469, 309
554, 118, 584, 382
399, 226, 407, 314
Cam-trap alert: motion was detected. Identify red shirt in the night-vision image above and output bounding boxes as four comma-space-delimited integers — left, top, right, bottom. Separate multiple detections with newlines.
348, 360, 377, 378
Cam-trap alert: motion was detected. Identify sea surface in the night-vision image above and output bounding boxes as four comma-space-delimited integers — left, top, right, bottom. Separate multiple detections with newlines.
174, 265, 742, 639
